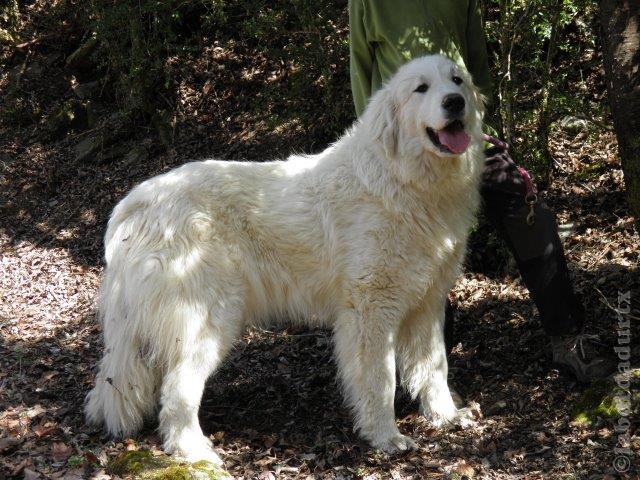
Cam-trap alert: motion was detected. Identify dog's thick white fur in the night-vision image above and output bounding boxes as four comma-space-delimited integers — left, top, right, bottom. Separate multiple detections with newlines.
85, 54, 485, 464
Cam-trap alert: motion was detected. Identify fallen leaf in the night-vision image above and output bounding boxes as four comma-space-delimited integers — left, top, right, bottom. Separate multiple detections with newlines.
454, 460, 475, 478
0, 436, 22, 453
84, 451, 100, 465
258, 470, 275, 480
468, 400, 483, 419
263, 434, 278, 448
533, 431, 549, 444
23, 468, 41, 480
51, 442, 74, 462
33, 421, 57, 438
255, 456, 277, 467
11, 458, 30, 476
26, 405, 47, 419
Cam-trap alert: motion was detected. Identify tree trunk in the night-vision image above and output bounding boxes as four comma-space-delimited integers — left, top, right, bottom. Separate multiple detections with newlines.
537, 0, 563, 185
599, 0, 640, 221
498, 0, 515, 145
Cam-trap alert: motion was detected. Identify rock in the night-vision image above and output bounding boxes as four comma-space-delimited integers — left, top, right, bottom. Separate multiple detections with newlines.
75, 135, 103, 162
7, 63, 25, 87
486, 400, 507, 415
152, 109, 175, 146
99, 143, 129, 164
123, 145, 149, 166
85, 100, 106, 128
72, 80, 101, 100
44, 52, 63, 67
25, 61, 43, 78
76, 139, 128, 164
66, 36, 98, 69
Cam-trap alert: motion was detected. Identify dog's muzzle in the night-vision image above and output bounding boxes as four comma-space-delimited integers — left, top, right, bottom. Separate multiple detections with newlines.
426, 119, 470, 155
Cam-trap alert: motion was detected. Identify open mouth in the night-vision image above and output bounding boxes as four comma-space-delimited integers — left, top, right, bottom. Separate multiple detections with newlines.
426, 120, 471, 155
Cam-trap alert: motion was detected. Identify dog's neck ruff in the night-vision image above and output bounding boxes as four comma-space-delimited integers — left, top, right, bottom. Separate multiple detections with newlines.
346, 127, 482, 216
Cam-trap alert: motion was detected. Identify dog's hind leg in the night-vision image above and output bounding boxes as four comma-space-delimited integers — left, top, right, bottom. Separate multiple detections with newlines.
157, 294, 242, 465
396, 293, 473, 428
333, 308, 417, 454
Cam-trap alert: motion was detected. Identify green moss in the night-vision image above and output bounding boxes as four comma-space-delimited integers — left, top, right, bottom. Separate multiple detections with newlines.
573, 161, 606, 181
572, 371, 640, 425
146, 464, 191, 480
107, 450, 231, 479
109, 450, 160, 476
572, 386, 618, 424
67, 454, 86, 469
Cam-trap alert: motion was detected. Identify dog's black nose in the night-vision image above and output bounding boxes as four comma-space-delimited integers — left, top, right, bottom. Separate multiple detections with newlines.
442, 94, 465, 117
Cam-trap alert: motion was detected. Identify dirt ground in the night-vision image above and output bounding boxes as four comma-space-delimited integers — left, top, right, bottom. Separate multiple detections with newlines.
1, 7, 639, 479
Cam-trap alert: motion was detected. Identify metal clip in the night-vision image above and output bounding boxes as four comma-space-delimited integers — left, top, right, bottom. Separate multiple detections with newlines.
526, 194, 538, 226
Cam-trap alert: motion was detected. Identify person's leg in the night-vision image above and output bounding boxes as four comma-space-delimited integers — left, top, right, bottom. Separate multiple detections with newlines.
479, 146, 612, 382
480, 147, 584, 336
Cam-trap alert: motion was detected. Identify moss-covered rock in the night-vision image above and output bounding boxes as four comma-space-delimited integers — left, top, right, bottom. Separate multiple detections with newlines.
66, 35, 99, 69
108, 450, 231, 479
571, 369, 640, 425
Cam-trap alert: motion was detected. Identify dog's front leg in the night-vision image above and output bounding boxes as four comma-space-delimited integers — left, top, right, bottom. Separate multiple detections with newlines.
333, 307, 417, 454
396, 293, 474, 428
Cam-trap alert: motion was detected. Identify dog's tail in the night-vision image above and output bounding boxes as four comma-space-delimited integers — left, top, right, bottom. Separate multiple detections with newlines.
84, 338, 157, 437
85, 210, 159, 437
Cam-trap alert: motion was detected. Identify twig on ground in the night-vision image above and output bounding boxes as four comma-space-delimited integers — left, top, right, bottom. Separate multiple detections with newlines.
593, 286, 639, 320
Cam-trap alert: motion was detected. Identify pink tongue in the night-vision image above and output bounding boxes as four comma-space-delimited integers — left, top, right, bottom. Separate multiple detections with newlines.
438, 128, 471, 154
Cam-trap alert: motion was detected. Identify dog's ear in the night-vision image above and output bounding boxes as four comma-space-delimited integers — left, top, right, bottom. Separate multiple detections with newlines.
362, 86, 398, 158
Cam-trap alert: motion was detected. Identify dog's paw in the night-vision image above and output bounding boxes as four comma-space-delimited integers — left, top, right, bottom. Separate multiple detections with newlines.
420, 395, 458, 427
166, 434, 224, 466
371, 433, 418, 454
423, 405, 479, 430
450, 406, 478, 428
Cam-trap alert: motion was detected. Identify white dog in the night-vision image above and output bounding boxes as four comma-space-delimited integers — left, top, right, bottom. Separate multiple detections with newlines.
85, 54, 485, 464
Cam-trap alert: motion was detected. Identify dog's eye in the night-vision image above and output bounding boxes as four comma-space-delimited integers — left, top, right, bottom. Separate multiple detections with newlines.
452, 76, 463, 85
414, 83, 429, 93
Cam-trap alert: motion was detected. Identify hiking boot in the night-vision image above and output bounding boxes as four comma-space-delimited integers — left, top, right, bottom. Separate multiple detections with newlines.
551, 333, 615, 383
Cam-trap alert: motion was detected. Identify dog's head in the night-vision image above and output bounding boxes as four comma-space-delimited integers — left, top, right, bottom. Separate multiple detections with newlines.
363, 55, 485, 160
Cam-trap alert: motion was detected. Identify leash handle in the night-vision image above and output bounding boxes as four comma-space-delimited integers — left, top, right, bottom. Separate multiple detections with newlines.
482, 133, 539, 225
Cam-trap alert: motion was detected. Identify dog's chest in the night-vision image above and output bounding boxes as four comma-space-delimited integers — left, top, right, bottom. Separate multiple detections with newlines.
383, 199, 472, 293
402, 220, 458, 271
